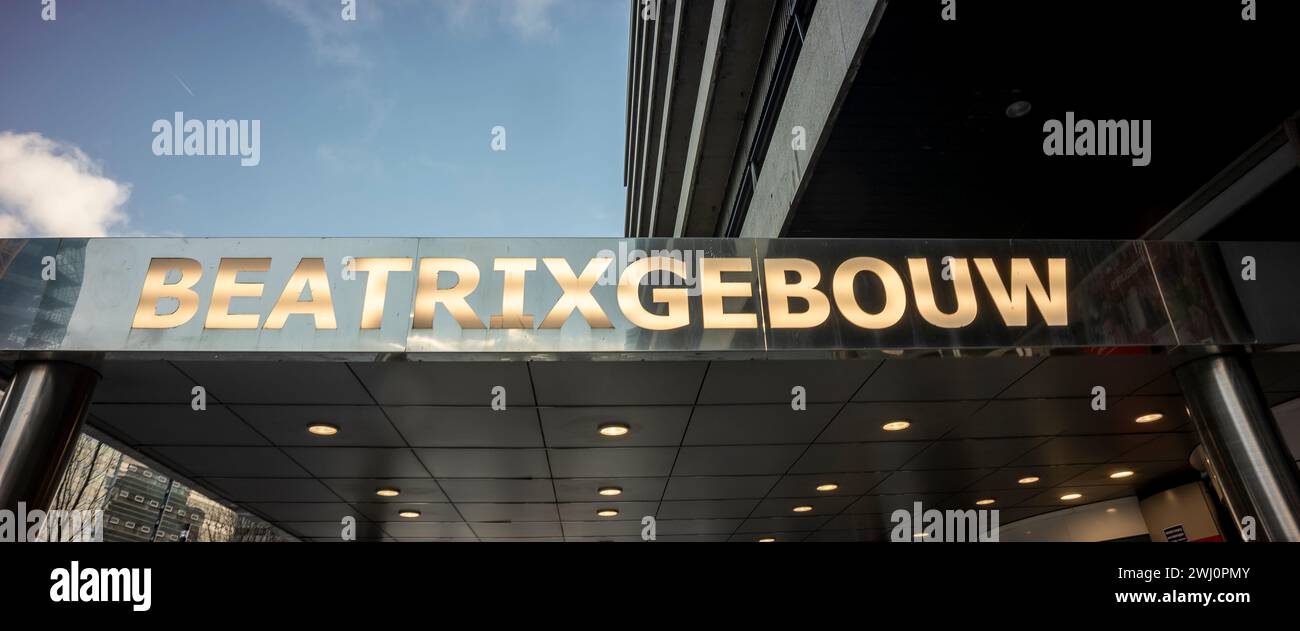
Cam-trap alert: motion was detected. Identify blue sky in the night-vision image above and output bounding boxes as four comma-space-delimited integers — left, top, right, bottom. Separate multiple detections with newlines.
0, 0, 630, 237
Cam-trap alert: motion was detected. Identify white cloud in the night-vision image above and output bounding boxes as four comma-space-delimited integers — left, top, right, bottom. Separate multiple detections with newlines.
0, 131, 130, 238
265, 0, 378, 69
505, 0, 558, 39
432, 0, 559, 39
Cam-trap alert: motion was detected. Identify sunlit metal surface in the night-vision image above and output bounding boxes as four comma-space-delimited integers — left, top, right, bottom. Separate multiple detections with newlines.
0, 238, 1296, 359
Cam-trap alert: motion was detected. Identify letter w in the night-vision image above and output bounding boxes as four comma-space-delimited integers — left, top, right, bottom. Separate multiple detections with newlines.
973, 258, 1067, 326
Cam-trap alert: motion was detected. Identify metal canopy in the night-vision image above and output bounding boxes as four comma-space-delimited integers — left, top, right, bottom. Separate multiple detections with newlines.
77, 352, 1300, 542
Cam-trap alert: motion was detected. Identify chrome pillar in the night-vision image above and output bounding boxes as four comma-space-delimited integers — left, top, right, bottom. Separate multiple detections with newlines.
0, 362, 99, 511
1175, 353, 1300, 541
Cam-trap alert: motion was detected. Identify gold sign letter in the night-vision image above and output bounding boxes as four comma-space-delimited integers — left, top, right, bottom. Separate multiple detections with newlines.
700, 258, 758, 329
832, 257, 907, 330
974, 258, 1068, 326
617, 256, 689, 330
354, 258, 413, 329
413, 258, 485, 329
763, 258, 829, 329
133, 258, 202, 329
205, 258, 270, 329
491, 258, 536, 329
908, 258, 977, 328
540, 257, 613, 329
265, 258, 337, 330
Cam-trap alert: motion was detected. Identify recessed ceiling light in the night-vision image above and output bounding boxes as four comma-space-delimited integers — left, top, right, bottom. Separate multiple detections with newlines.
598, 423, 630, 437
1005, 100, 1033, 119
375, 488, 400, 498
815, 483, 839, 492
1017, 476, 1040, 485
1109, 470, 1135, 479
757, 537, 776, 543
881, 420, 911, 432
398, 510, 421, 518
1135, 413, 1164, 424
792, 505, 813, 513
597, 486, 623, 496
307, 423, 339, 436
1106, 507, 1118, 513
975, 499, 996, 506
1060, 493, 1083, 501
597, 509, 619, 518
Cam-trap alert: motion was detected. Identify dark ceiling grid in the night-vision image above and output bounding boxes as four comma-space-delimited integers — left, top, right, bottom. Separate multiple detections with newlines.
525, 362, 565, 542
82, 357, 1212, 542
724, 360, 884, 543
342, 362, 480, 542
650, 361, 712, 537
167, 360, 373, 541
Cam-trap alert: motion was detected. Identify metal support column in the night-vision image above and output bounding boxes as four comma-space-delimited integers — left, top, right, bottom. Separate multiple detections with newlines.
0, 361, 100, 511
1175, 353, 1300, 541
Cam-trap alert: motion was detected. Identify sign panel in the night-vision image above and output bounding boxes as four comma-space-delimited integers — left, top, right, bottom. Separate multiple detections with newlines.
0, 238, 1287, 358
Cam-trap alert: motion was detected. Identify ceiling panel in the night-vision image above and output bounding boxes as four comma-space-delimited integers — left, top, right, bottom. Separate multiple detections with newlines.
352, 502, 461, 522
547, 447, 676, 478
323, 478, 448, 503
749, 496, 856, 518
349, 362, 534, 406
662, 475, 778, 500
684, 404, 836, 445
657, 499, 759, 519
790, 442, 928, 473
553, 477, 667, 502
201, 477, 339, 503
672, 445, 804, 476
1061, 460, 1191, 487
177, 361, 372, 405
656, 518, 743, 535
92, 361, 199, 403
285, 447, 429, 478
735, 515, 831, 533
386, 406, 543, 447
695, 360, 879, 404
901, 438, 1045, 470
466, 522, 561, 538
846, 493, 948, 515
557, 502, 659, 521
997, 356, 1171, 399
235, 405, 404, 447
1010, 435, 1158, 467
803, 529, 885, 542
539, 405, 690, 447
962, 464, 1094, 491
818, 401, 981, 442
953, 396, 1187, 438
455, 503, 560, 522
246, 502, 356, 522
940, 488, 1039, 509
438, 478, 555, 503
92, 404, 266, 446
415, 448, 551, 478
380, 522, 477, 538
562, 520, 645, 537
1113, 432, 1199, 462
530, 361, 707, 405
872, 468, 995, 494
284, 521, 387, 539
1022, 485, 1137, 507
823, 512, 893, 531
856, 356, 1041, 401
766, 472, 889, 498
150, 446, 308, 478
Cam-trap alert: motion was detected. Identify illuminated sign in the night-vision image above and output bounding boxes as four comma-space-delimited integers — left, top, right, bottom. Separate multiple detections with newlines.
131, 255, 1067, 332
